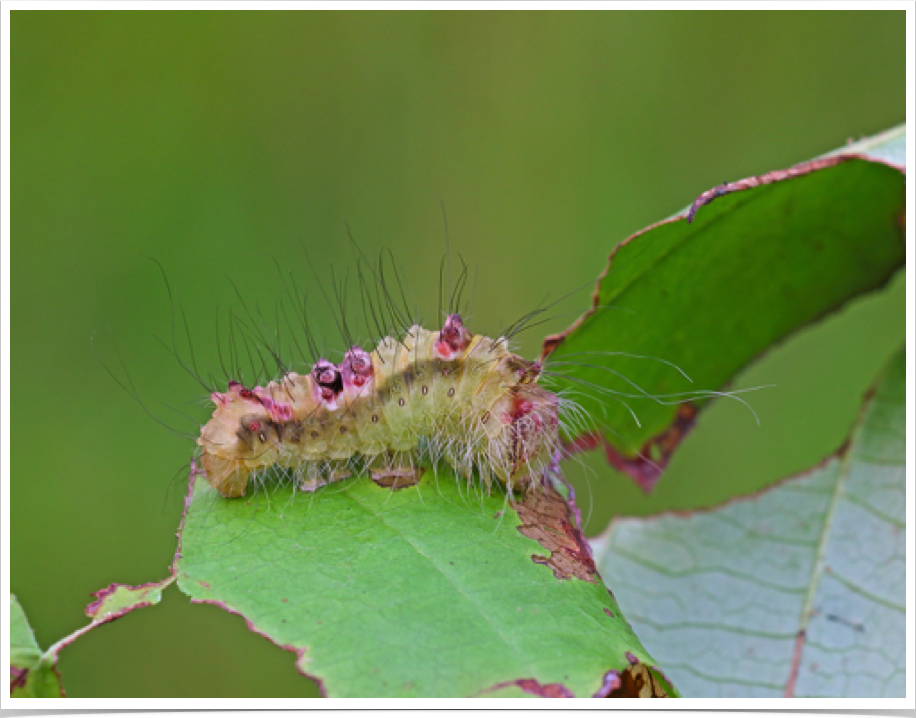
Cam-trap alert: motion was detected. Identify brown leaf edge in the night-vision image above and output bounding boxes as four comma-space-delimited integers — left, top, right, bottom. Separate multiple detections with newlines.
502, 477, 675, 697
479, 663, 672, 698
515, 480, 599, 583
540, 129, 905, 491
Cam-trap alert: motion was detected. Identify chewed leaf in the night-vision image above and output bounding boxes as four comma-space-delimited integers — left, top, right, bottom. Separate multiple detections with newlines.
85, 578, 175, 622
543, 125, 905, 489
9, 595, 63, 698
591, 347, 905, 697
174, 468, 676, 697
10, 580, 175, 698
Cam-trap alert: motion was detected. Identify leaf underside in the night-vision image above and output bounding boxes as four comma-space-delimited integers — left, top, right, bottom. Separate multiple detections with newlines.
592, 347, 905, 697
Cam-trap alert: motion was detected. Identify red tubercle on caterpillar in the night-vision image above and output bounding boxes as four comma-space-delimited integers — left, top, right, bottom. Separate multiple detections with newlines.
501, 396, 534, 427
501, 387, 560, 470
506, 392, 556, 429
239, 387, 258, 402
434, 314, 473, 360
211, 381, 258, 407
508, 398, 536, 423
233, 383, 262, 406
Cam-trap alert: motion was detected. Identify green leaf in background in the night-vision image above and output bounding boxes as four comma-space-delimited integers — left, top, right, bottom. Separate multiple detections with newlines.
10, 595, 63, 698
543, 126, 905, 490
591, 347, 905, 697
174, 469, 675, 697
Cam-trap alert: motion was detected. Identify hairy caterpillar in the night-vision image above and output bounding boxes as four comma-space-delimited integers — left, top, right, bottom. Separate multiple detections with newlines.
114, 241, 758, 504
199, 314, 560, 498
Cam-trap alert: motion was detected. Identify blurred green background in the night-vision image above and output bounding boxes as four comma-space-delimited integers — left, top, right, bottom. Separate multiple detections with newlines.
12, 11, 904, 697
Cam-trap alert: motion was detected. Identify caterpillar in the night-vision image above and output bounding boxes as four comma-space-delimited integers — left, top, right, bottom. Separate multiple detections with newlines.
119, 243, 759, 503
198, 313, 560, 498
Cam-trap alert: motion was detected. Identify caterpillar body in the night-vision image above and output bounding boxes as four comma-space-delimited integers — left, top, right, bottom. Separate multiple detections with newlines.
199, 314, 560, 498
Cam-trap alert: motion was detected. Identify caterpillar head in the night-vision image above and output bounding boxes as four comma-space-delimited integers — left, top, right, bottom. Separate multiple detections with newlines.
199, 380, 294, 498
198, 382, 263, 497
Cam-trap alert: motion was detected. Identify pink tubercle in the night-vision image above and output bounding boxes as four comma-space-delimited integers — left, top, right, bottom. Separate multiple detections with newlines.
253, 387, 293, 422
434, 314, 472, 360
343, 346, 373, 378
341, 346, 375, 399
271, 403, 293, 421
312, 359, 339, 386
214, 379, 293, 421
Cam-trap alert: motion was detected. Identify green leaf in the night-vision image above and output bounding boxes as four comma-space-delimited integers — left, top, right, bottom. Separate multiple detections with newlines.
9, 595, 63, 698
591, 347, 905, 697
544, 125, 905, 490
174, 469, 676, 697
83, 579, 174, 623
